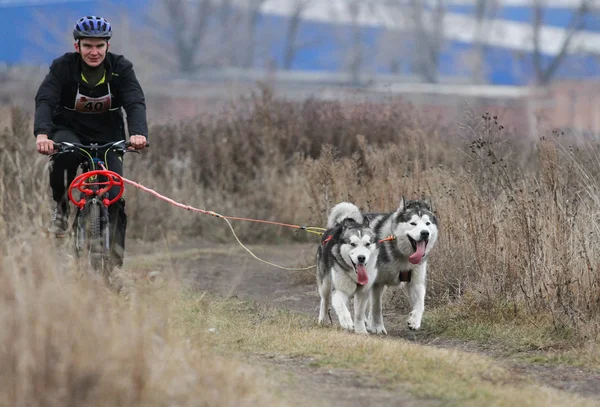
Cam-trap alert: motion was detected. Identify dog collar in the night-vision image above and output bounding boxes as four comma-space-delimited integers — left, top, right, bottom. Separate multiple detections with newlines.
379, 235, 396, 243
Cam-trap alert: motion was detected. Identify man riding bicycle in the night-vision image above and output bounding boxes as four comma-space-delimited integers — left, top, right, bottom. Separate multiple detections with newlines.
34, 15, 148, 270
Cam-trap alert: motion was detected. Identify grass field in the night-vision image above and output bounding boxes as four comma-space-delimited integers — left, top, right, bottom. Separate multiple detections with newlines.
2, 88, 600, 404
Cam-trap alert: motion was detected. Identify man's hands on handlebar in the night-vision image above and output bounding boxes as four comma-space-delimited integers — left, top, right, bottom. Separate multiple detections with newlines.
36, 134, 54, 155
36, 134, 148, 155
128, 135, 147, 151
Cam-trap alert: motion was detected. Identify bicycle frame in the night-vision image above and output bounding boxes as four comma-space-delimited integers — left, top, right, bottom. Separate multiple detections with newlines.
51, 140, 142, 276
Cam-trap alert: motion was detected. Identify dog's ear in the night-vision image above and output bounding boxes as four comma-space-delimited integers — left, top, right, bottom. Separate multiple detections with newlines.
362, 216, 370, 227
398, 196, 407, 212
422, 197, 433, 211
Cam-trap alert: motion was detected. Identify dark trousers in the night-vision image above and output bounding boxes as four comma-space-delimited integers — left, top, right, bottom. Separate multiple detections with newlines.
50, 129, 128, 268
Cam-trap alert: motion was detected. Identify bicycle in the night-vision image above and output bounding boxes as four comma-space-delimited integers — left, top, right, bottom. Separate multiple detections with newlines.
50, 140, 148, 282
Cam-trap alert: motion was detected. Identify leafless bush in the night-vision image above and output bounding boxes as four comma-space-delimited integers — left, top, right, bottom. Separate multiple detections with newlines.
3, 89, 600, 338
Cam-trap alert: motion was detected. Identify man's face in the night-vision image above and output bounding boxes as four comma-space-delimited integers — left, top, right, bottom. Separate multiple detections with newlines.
74, 38, 109, 67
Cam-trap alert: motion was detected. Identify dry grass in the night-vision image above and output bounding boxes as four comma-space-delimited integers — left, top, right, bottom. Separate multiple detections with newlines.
177, 290, 598, 406
0, 235, 286, 407
2, 85, 600, 375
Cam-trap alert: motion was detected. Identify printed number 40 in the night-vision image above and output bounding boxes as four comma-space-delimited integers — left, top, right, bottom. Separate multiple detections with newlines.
84, 102, 104, 111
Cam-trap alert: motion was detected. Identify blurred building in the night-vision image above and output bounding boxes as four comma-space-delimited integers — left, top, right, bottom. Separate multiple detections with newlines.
2, 0, 600, 134
2, 0, 600, 83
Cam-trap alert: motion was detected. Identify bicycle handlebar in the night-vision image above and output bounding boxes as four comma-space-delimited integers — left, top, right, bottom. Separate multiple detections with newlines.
52, 140, 150, 156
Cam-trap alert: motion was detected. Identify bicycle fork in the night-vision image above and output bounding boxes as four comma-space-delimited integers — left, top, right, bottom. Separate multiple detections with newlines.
75, 197, 111, 268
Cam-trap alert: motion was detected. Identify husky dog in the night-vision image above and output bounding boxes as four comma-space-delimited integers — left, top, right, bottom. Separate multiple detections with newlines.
316, 203, 378, 334
363, 197, 439, 334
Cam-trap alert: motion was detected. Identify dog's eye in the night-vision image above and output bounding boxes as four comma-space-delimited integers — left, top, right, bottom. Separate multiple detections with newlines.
366, 243, 371, 247
350, 243, 356, 247
410, 222, 417, 226
426, 222, 431, 226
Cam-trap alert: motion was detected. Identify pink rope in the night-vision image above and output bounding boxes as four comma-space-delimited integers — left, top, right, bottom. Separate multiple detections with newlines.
103, 162, 325, 234
121, 177, 222, 218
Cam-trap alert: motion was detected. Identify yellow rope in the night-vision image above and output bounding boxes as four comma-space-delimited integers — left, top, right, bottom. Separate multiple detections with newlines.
219, 215, 317, 275
118, 174, 320, 274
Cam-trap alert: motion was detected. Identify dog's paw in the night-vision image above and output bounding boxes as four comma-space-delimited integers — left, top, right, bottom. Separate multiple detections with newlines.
407, 311, 422, 330
341, 322, 355, 331
354, 322, 369, 335
368, 323, 387, 335
338, 314, 354, 331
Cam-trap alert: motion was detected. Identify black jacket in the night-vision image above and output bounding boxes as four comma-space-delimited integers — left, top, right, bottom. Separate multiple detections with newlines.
34, 52, 148, 142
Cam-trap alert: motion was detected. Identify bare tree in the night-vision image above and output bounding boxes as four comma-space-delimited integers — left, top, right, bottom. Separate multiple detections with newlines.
322, 0, 368, 83
243, 0, 268, 68
107, 13, 176, 81
216, 0, 241, 65
409, 0, 446, 83
282, 0, 314, 70
163, 0, 214, 73
532, 0, 592, 86
375, 0, 447, 83
371, 2, 414, 77
346, 0, 365, 84
471, 0, 499, 83
148, 0, 279, 71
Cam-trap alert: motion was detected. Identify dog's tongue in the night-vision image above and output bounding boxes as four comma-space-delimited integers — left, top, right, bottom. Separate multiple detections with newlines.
356, 264, 368, 285
409, 240, 426, 264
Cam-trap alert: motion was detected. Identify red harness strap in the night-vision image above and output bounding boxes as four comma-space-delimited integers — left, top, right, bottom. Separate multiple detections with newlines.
321, 235, 333, 245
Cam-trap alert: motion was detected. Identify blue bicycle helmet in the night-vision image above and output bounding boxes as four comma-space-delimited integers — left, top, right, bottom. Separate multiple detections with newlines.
73, 16, 112, 40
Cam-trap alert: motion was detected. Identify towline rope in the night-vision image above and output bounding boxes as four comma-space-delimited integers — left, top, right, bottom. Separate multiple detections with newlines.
116, 174, 322, 273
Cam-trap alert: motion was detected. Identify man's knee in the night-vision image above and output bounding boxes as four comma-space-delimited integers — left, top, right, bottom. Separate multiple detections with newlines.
109, 199, 127, 241
109, 198, 127, 222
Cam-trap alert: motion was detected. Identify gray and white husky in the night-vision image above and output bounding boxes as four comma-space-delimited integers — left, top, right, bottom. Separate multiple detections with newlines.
363, 197, 439, 334
316, 203, 378, 334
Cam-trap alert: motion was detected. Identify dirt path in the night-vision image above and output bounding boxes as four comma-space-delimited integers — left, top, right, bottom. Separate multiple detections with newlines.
246, 353, 429, 407
127, 239, 600, 405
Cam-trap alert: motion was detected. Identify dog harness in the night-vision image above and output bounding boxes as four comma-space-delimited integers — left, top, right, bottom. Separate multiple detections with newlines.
321, 234, 333, 245
399, 270, 412, 282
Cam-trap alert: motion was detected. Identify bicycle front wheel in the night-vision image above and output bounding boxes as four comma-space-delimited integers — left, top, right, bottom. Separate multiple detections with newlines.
88, 202, 105, 272
75, 198, 110, 281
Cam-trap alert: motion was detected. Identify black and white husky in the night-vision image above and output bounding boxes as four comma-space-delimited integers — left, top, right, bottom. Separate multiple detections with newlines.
316, 203, 378, 334
364, 197, 439, 334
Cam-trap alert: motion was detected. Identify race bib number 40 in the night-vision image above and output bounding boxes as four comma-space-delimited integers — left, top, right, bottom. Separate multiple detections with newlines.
74, 94, 111, 114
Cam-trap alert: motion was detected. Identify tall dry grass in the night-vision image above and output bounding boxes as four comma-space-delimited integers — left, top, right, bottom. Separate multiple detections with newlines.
0, 234, 283, 406
2, 86, 600, 341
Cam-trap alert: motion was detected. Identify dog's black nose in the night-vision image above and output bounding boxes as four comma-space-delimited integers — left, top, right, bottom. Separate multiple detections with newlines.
357, 255, 366, 264
420, 230, 430, 239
